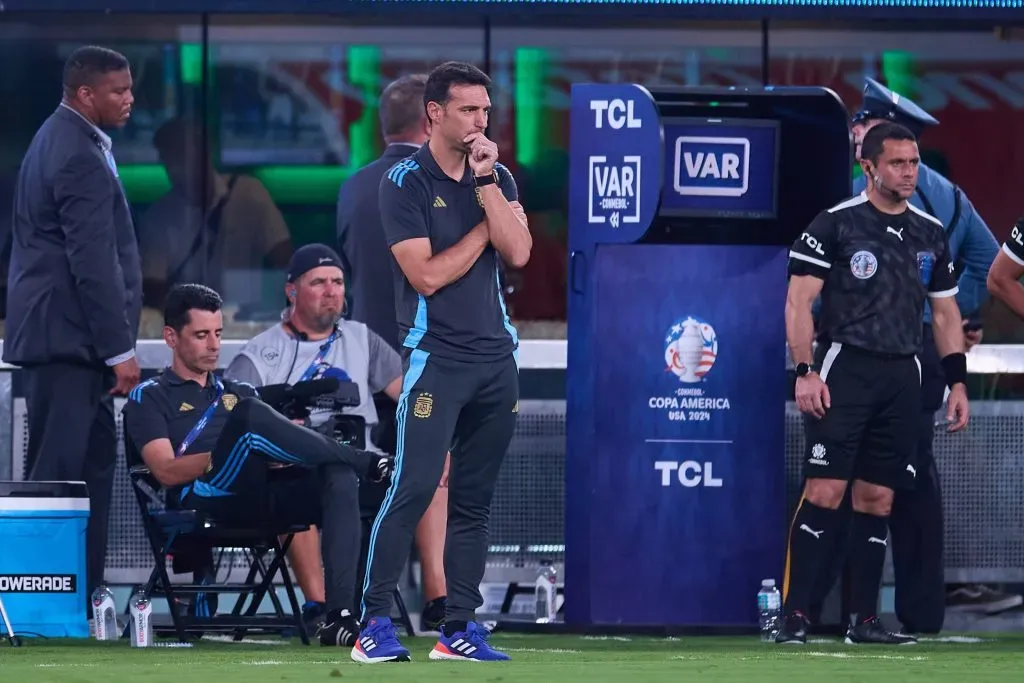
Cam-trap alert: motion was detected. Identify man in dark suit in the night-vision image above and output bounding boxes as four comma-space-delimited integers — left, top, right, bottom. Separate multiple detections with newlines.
336, 74, 450, 632
337, 73, 430, 352
4, 45, 143, 615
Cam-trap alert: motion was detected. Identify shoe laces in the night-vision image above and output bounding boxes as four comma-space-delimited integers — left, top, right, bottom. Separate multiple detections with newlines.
369, 618, 400, 646
464, 623, 493, 647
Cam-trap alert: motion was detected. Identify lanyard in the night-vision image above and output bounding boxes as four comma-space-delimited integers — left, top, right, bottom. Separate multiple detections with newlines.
176, 377, 224, 458
298, 329, 340, 382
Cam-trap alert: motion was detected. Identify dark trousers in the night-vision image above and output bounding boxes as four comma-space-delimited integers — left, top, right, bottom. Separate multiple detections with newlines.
360, 350, 519, 625
183, 398, 369, 613
809, 325, 946, 632
23, 362, 116, 617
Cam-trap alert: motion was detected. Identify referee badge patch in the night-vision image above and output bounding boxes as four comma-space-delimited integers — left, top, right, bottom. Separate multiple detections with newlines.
916, 251, 936, 284
414, 393, 433, 419
850, 250, 878, 280
222, 394, 238, 411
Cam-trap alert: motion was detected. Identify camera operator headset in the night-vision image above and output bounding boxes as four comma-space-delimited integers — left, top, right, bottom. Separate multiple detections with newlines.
224, 244, 404, 463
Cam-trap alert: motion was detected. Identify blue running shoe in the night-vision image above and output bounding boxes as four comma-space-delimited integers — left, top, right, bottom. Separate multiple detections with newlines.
429, 622, 510, 661
350, 617, 411, 663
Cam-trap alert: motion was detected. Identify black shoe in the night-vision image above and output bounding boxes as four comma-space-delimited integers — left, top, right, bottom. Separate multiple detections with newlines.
775, 612, 809, 644
303, 601, 328, 634
366, 454, 394, 485
420, 596, 446, 632
845, 616, 918, 645
320, 608, 361, 647
283, 601, 327, 639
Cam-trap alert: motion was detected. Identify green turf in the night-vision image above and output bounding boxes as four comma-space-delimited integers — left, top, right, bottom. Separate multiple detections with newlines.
3, 633, 1022, 682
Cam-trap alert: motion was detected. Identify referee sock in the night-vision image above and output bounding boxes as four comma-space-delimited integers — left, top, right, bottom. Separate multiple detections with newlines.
849, 511, 890, 621
783, 499, 841, 617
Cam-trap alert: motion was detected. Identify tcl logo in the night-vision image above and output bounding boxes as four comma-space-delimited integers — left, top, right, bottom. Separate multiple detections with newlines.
655, 461, 723, 488
1012, 225, 1023, 246
800, 232, 826, 255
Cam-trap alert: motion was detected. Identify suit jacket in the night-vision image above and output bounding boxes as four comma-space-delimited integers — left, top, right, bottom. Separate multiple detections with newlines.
4, 105, 142, 367
336, 142, 421, 352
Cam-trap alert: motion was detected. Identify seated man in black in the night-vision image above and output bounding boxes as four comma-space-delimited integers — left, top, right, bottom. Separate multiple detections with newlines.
121, 283, 390, 646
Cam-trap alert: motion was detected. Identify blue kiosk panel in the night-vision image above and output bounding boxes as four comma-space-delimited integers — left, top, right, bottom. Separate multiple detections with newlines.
565, 84, 851, 628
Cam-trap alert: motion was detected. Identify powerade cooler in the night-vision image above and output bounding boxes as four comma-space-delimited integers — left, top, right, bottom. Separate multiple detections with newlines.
0, 481, 90, 638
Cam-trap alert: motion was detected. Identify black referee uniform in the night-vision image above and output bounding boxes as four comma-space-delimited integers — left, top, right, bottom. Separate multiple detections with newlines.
780, 190, 958, 644
121, 370, 381, 631
360, 145, 520, 627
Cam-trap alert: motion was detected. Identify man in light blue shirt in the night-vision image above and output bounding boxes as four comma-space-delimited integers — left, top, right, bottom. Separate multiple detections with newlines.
811, 78, 1010, 633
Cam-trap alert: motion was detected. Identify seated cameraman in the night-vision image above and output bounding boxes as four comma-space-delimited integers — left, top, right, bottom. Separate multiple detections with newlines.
121, 283, 390, 647
225, 243, 450, 632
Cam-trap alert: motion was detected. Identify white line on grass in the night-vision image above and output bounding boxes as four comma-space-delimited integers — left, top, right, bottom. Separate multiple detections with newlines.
800, 652, 928, 661
582, 636, 633, 642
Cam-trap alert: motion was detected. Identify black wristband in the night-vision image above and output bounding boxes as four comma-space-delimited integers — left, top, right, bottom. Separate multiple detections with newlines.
474, 172, 497, 187
940, 352, 968, 388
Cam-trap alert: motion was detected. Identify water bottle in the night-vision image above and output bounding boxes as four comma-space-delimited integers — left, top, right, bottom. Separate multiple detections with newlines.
534, 561, 557, 623
90, 584, 119, 641
757, 578, 782, 642
129, 588, 153, 648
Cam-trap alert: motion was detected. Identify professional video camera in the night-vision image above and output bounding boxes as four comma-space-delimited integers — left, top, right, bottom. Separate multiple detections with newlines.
258, 377, 366, 449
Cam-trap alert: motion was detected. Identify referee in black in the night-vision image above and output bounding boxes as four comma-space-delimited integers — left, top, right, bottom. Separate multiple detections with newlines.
353, 61, 531, 664
121, 283, 392, 646
777, 122, 969, 645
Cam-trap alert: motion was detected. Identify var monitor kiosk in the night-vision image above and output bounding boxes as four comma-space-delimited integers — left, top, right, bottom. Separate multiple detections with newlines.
564, 84, 852, 629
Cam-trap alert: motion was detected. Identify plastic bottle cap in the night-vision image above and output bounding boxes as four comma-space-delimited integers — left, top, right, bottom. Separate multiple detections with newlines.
761, 579, 776, 588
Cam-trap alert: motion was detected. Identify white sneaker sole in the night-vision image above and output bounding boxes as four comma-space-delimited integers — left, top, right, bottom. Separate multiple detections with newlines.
350, 646, 410, 663
429, 648, 481, 661
844, 637, 918, 645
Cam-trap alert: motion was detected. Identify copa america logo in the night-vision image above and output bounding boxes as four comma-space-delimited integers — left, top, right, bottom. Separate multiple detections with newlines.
664, 316, 718, 383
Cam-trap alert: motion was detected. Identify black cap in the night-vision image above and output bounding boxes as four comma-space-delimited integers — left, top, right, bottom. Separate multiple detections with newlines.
852, 77, 939, 138
286, 243, 343, 283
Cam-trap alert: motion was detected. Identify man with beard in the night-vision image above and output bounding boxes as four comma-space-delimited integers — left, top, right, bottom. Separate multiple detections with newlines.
225, 243, 408, 634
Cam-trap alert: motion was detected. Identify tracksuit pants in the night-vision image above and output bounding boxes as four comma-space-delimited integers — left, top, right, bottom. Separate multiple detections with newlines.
360, 350, 519, 625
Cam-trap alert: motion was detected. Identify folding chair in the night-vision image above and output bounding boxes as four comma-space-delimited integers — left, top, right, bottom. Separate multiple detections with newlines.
125, 436, 310, 644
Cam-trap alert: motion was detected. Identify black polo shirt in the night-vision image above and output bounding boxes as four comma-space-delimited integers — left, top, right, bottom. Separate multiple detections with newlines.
378, 144, 520, 363
788, 191, 958, 356
121, 369, 258, 459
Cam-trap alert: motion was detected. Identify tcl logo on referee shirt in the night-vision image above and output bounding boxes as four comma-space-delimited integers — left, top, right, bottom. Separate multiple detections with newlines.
0, 574, 77, 593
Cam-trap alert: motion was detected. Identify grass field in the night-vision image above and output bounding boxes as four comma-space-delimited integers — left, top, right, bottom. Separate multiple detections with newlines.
3, 632, 1022, 682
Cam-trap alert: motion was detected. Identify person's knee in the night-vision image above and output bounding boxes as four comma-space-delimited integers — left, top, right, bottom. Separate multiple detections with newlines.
232, 396, 262, 425
447, 484, 495, 522
851, 480, 893, 516
803, 477, 848, 509
322, 462, 359, 495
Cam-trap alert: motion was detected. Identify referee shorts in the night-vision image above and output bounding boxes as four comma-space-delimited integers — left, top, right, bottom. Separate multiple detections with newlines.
803, 342, 921, 491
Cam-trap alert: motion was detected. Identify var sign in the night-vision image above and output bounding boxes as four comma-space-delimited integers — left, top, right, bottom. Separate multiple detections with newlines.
673, 136, 750, 197
589, 155, 641, 227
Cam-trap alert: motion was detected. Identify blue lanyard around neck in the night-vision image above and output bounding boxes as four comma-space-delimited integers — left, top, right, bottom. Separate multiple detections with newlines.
176, 376, 224, 458
298, 328, 340, 382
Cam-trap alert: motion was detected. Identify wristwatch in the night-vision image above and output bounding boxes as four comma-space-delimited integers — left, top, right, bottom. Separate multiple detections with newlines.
474, 171, 498, 187
795, 362, 814, 377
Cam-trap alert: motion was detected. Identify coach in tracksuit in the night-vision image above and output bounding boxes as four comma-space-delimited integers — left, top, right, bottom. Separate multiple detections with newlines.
353, 61, 531, 664
810, 77, 999, 633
